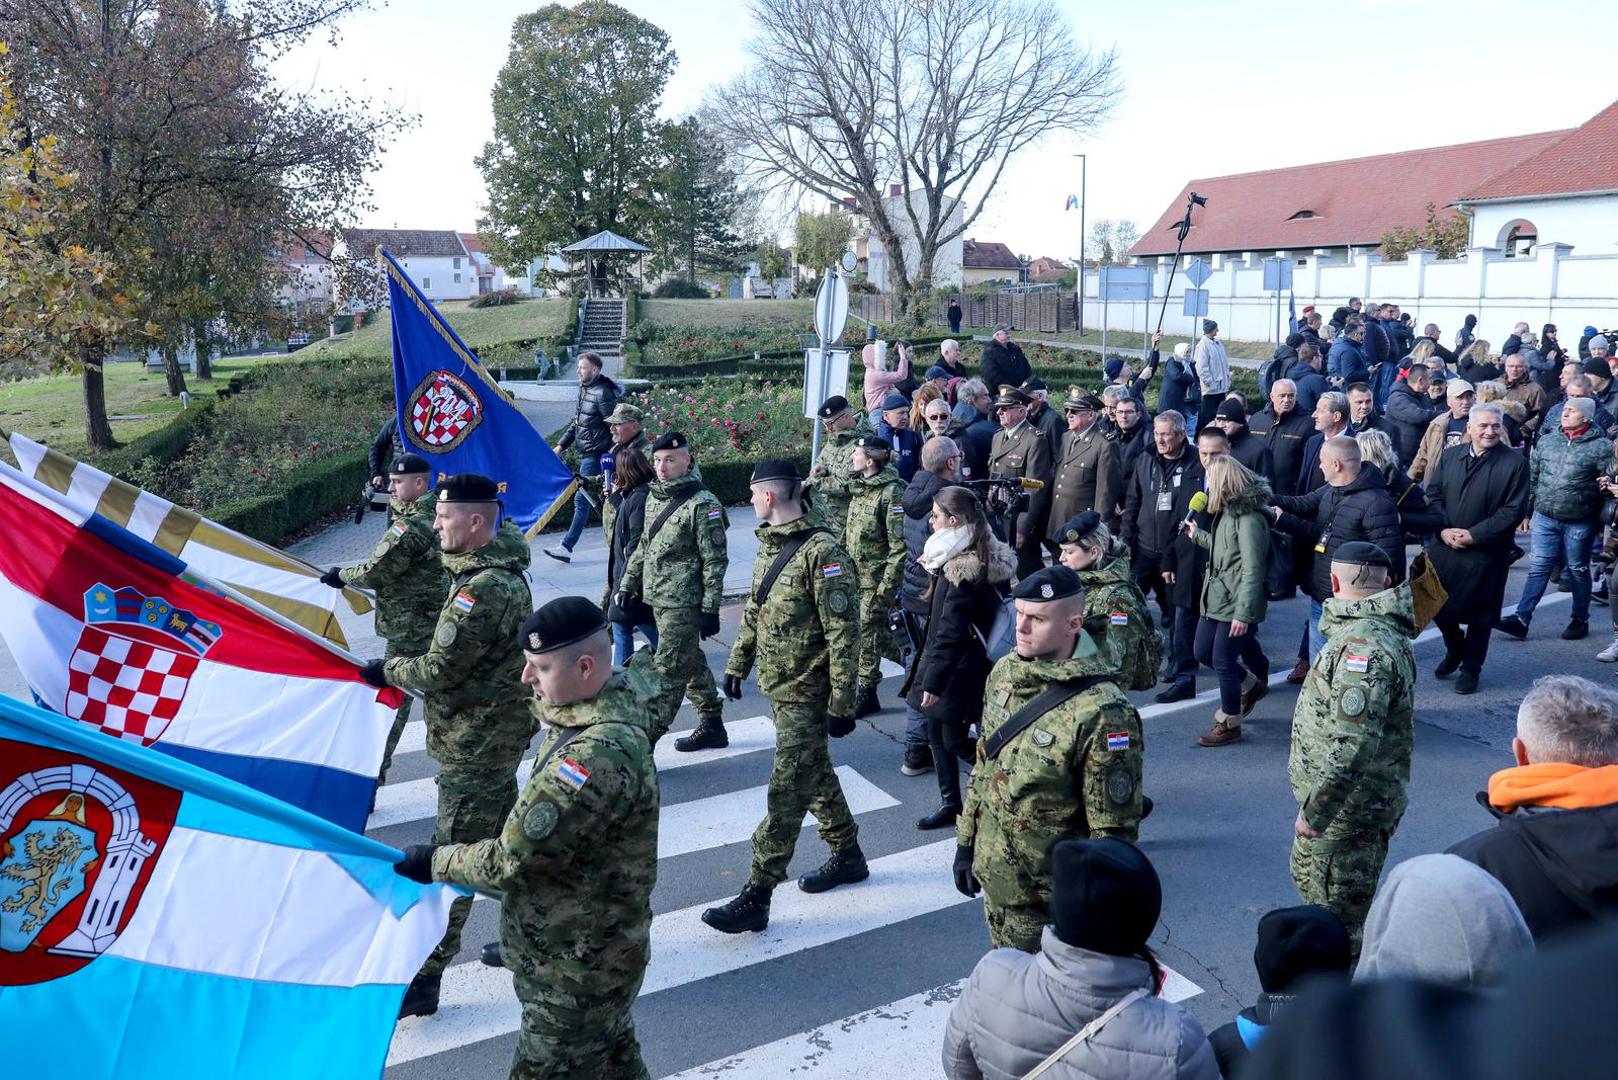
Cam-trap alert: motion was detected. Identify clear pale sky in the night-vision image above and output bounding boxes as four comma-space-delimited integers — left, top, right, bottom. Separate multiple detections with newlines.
277, 0, 1615, 262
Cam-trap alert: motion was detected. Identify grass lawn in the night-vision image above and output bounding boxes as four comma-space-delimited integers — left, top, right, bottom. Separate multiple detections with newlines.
0, 355, 273, 457
986, 327, 1275, 361
305, 297, 572, 361
639, 298, 814, 328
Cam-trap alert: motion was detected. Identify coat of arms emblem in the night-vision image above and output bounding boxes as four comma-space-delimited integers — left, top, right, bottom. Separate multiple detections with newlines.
0, 741, 180, 986
407, 369, 484, 452
65, 583, 221, 746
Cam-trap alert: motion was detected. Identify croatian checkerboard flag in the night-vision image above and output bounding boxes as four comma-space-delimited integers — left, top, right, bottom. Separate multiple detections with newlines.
0, 462, 401, 832
382, 246, 576, 535
0, 691, 457, 1077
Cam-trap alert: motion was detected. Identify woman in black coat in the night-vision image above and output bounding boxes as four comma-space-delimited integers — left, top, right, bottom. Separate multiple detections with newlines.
604, 446, 658, 665
901, 486, 1015, 830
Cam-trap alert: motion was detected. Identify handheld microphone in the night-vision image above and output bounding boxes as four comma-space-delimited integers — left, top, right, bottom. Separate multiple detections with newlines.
1015, 477, 1045, 491
1181, 490, 1208, 530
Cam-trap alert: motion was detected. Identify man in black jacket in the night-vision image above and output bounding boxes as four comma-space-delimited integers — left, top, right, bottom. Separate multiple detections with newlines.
1270, 436, 1404, 661
1122, 410, 1204, 702
1345, 383, 1395, 439
1213, 397, 1273, 478
980, 324, 1031, 394
1448, 673, 1618, 941
1251, 379, 1316, 601
547, 351, 620, 562
1385, 364, 1440, 471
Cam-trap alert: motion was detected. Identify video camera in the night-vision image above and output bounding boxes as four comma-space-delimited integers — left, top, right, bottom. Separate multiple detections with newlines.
352, 481, 390, 525
963, 475, 1045, 518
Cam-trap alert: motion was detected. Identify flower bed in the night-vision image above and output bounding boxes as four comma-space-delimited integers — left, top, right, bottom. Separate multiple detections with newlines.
626, 377, 814, 463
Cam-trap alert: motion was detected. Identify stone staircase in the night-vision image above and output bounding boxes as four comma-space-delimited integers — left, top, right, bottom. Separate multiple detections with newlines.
576, 297, 626, 374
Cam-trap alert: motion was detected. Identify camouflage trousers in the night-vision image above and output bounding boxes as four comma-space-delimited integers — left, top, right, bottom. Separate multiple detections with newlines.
856, 585, 898, 686
648, 604, 722, 743
420, 750, 525, 978
508, 960, 649, 1080
748, 700, 859, 887
377, 636, 428, 783
1290, 815, 1400, 957
983, 898, 1048, 955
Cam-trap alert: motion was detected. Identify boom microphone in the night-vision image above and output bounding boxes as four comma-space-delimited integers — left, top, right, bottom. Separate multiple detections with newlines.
1181, 489, 1208, 530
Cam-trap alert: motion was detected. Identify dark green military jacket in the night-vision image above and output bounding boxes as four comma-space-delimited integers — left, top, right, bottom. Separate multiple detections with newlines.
619, 473, 728, 613
959, 630, 1143, 914
339, 492, 447, 648
1290, 581, 1416, 833
726, 517, 860, 716
433, 650, 660, 1003
1078, 551, 1159, 693
843, 465, 907, 599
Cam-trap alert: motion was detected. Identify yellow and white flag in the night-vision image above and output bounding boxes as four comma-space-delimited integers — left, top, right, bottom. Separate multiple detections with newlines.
7, 431, 371, 647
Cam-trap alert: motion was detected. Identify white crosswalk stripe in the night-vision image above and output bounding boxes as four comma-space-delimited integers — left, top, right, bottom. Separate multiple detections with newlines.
657, 765, 897, 859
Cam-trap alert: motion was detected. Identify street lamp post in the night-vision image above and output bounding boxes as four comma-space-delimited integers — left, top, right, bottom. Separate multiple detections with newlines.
1076, 153, 1087, 335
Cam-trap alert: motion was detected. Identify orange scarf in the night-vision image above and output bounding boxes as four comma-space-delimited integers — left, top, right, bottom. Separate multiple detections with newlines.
1488, 762, 1618, 812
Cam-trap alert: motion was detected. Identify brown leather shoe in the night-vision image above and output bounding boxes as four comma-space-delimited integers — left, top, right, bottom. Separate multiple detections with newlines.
1285, 658, 1309, 684
1239, 671, 1270, 717
1197, 712, 1243, 748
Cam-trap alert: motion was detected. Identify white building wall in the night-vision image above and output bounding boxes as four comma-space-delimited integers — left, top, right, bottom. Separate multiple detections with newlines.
1469, 194, 1618, 255
392, 255, 475, 301
852, 192, 964, 291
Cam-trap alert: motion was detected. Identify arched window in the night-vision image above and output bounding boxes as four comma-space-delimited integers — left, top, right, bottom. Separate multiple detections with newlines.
1288, 209, 1318, 220
1500, 219, 1537, 258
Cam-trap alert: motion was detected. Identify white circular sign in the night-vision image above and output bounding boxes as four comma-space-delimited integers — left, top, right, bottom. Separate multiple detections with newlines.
840, 251, 858, 273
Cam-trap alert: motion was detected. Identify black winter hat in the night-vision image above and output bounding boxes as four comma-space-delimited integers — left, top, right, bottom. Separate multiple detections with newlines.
520, 596, 607, 655
1214, 398, 1248, 423
1254, 905, 1351, 993
1050, 838, 1161, 956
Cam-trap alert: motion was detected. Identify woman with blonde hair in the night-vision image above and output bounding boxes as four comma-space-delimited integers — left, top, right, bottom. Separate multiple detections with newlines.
910, 383, 944, 433
1409, 337, 1437, 369
1456, 338, 1501, 384
1187, 456, 1272, 747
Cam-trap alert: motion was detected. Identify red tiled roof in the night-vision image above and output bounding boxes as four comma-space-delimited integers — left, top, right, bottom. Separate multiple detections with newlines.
963, 239, 1022, 269
1461, 100, 1618, 201
459, 232, 484, 253
1129, 130, 1570, 257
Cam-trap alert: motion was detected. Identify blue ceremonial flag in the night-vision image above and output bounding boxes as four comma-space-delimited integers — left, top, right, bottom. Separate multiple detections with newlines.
1288, 290, 1299, 335
382, 248, 576, 534
0, 692, 458, 1078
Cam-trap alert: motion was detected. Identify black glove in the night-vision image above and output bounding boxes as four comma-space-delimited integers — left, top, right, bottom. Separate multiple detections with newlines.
700, 611, 720, 639
395, 844, 438, 885
953, 845, 980, 898
826, 712, 855, 738
722, 673, 744, 700
359, 659, 389, 689
319, 567, 346, 589
613, 590, 633, 613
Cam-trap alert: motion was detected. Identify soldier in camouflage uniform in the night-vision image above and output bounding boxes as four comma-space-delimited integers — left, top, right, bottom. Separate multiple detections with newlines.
1289, 541, 1415, 954
599, 401, 651, 522
1054, 510, 1162, 693
361, 474, 536, 1018
954, 566, 1145, 953
322, 453, 447, 787
396, 597, 659, 1080
703, 459, 869, 934
844, 433, 907, 717
806, 394, 873, 537
617, 431, 729, 750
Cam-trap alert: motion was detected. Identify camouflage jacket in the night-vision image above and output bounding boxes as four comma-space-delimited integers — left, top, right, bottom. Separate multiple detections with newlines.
433, 650, 660, 1001
959, 630, 1143, 913
726, 517, 860, 715
339, 492, 447, 647
806, 416, 874, 533
619, 473, 728, 613
385, 520, 533, 734
1078, 551, 1159, 693
843, 466, 907, 598
1290, 581, 1416, 833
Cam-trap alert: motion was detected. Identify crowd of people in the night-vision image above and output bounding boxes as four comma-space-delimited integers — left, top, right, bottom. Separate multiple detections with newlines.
350, 310, 1618, 1077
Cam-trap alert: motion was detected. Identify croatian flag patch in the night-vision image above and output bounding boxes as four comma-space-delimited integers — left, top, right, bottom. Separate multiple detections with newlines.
1106, 731, 1131, 751
890, 503, 904, 513
1345, 653, 1370, 672
1109, 612, 1129, 626
453, 590, 476, 613
557, 757, 590, 790
707, 508, 724, 520
822, 563, 843, 577
389, 521, 408, 538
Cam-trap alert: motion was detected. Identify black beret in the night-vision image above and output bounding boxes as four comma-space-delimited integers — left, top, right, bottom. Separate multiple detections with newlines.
817, 394, 851, 420
650, 431, 689, 452
390, 453, 430, 476
750, 458, 800, 484
436, 473, 500, 503
520, 597, 607, 655
1332, 541, 1391, 568
854, 434, 889, 453
1057, 511, 1103, 545
1012, 566, 1083, 602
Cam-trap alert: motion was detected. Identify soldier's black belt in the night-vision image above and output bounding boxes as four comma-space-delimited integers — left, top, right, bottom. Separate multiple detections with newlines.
645, 487, 701, 542
755, 527, 829, 606
983, 675, 1105, 761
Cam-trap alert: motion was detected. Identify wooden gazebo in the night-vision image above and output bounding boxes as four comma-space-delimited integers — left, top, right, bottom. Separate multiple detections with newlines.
562, 229, 651, 297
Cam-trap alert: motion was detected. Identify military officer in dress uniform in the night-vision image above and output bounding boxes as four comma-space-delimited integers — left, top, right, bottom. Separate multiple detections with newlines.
954, 565, 1145, 952
1046, 390, 1118, 545
395, 597, 660, 1080
988, 385, 1054, 579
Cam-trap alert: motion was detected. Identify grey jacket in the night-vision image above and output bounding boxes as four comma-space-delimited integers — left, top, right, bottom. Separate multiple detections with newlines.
942, 927, 1219, 1080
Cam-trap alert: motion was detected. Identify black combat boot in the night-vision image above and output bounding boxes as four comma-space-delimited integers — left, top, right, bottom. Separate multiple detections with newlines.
398, 972, 441, 1018
853, 684, 881, 718
675, 716, 728, 752
480, 941, 503, 968
798, 844, 870, 893
701, 883, 772, 934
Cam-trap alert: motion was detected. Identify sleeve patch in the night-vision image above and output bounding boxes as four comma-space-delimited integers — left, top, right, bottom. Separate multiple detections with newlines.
1109, 612, 1129, 625
1106, 731, 1131, 751
1344, 653, 1369, 672
821, 563, 843, 577
707, 507, 724, 520
889, 503, 905, 514
827, 588, 850, 614
389, 521, 408, 538
435, 621, 457, 648
1105, 763, 1136, 806
522, 800, 559, 840
557, 757, 590, 790
453, 590, 477, 613
1339, 686, 1368, 716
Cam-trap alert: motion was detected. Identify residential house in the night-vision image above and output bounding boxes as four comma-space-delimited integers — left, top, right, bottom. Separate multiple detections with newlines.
961, 239, 1024, 287
339, 228, 473, 304
1025, 255, 1071, 284
271, 232, 335, 322
843, 187, 965, 292
459, 233, 508, 295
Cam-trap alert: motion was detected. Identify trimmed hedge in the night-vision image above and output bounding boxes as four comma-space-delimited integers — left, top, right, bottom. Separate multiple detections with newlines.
211, 448, 370, 541
628, 333, 952, 380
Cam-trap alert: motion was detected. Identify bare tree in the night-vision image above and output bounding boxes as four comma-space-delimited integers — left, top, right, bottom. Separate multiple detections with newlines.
706, 0, 1119, 314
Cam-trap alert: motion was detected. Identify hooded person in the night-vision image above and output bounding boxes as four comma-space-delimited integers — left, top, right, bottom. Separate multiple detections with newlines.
1353, 854, 1534, 990
1159, 341, 1201, 422
942, 838, 1219, 1080
1207, 905, 1352, 1079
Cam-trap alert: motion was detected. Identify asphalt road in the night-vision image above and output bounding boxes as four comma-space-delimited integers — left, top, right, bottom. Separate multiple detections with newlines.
371, 548, 1596, 1079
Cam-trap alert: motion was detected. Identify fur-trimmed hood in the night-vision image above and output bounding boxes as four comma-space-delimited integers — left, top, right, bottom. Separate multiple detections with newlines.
941, 537, 1016, 586
1219, 475, 1273, 516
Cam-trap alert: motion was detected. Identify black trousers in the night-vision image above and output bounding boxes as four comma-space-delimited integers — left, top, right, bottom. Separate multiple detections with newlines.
1436, 615, 1493, 675
1194, 617, 1270, 716
927, 714, 967, 808
1199, 391, 1228, 427
1266, 532, 1294, 598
